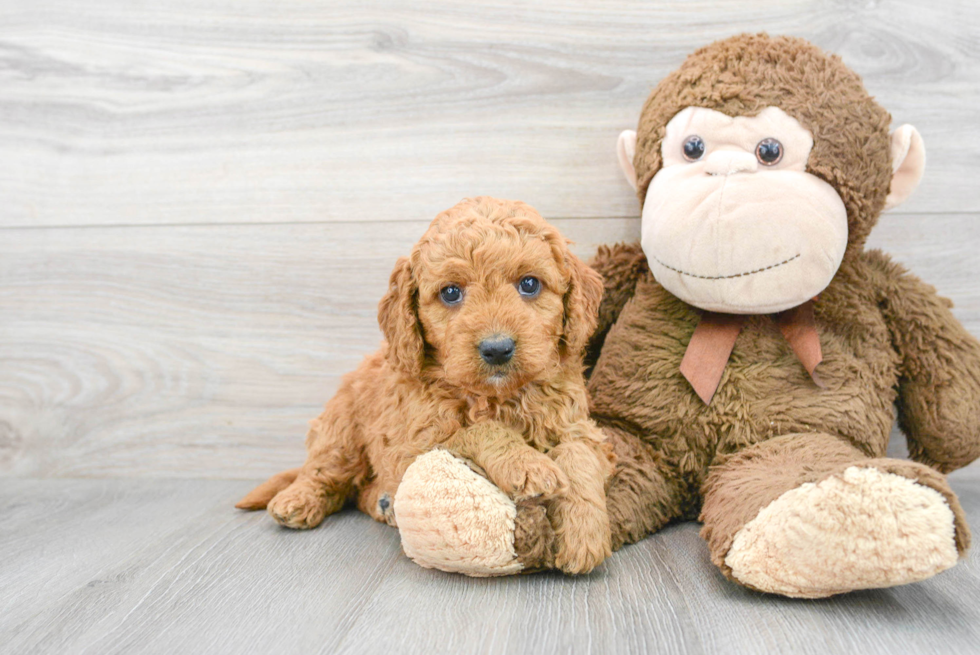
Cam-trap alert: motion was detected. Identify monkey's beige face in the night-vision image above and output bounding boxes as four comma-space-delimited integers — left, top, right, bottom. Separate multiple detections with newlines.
640, 106, 848, 314
414, 228, 566, 397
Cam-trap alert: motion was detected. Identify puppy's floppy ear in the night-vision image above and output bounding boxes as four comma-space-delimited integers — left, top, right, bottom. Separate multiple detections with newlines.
378, 256, 425, 377
560, 251, 604, 359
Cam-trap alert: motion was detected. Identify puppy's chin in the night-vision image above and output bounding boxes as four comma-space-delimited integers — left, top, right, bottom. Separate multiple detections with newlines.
461, 371, 523, 399
484, 369, 518, 393
444, 362, 533, 400
486, 371, 509, 386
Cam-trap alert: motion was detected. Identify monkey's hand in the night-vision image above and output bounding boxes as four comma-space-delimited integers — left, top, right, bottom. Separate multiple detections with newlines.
871, 250, 980, 473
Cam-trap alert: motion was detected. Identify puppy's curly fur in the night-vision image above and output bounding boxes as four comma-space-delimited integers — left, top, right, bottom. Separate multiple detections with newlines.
237, 197, 614, 573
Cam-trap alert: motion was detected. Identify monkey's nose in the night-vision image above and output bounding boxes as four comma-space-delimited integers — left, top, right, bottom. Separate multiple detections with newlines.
479, 335, 515, 366
704, 150, 758, 176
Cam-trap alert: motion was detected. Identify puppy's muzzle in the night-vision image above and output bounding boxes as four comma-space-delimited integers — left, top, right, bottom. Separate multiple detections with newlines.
479, 335, 515, 366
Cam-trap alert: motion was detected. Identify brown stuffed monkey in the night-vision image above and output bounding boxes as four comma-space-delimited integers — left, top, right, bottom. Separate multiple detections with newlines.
394, 33, 980, 597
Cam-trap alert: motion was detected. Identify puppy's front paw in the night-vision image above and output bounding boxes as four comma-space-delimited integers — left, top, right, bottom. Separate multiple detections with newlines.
267, 484, 328, 529
555, 530, 612, 575
494, 452, 569, 501
553, 497, 612, 575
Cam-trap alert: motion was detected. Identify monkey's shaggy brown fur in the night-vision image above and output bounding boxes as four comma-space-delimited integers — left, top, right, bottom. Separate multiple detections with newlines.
505, 34, 980, 590
237, 197, 615, 574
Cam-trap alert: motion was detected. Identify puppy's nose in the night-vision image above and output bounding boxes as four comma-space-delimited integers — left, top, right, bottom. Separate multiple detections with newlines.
479, 336, 515, 366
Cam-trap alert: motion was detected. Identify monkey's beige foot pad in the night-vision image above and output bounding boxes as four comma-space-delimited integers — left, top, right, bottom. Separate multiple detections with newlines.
394, 449, 523, 577
726, 466, 958, 598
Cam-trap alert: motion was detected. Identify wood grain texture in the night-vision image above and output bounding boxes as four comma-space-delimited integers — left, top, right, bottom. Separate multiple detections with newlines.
0, 0, 978, 228
2, 214, 977, 479
2, 3, 979, 652
1, 475, 979, 655
0, 217, 639, 478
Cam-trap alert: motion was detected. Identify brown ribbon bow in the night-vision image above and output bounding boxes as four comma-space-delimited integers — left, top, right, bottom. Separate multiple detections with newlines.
679, 300, 825, 404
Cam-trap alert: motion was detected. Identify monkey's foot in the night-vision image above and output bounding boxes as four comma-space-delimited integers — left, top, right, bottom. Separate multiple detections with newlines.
394, 449, 524, 576
725, 466, 959, 598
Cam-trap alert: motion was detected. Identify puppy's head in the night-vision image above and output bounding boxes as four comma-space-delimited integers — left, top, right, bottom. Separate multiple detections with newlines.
378, 197, 602, 398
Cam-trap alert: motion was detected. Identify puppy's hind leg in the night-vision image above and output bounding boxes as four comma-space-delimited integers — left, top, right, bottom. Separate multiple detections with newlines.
267, 404, 368, 529
236, 468, 301, 510
268, 449, 364, 529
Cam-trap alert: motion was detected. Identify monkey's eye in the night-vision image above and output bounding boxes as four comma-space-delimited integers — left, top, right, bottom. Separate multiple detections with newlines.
755, 138, 783, 165
682, 135, 705, 161
517, 276, 541, 298
440, 284, 463, 306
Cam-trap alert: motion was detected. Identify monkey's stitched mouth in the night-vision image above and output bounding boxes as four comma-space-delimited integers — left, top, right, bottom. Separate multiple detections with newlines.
650, 253, 801, 280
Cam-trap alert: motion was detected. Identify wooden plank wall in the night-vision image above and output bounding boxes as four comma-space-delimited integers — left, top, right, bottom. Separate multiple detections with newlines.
2, 0, 978, 479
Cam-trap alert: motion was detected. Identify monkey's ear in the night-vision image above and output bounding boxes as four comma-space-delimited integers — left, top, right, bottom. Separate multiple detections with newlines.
617, 130, 638, 191
884, 124, 925, 211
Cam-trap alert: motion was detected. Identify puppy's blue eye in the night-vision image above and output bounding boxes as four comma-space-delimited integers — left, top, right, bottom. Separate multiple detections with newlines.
440, 284, 463, 305
518, 276, 541, 297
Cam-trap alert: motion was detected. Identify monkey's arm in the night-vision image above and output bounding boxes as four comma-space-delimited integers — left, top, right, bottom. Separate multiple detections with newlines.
870, 250, 980, 473
584, 241, 648, 371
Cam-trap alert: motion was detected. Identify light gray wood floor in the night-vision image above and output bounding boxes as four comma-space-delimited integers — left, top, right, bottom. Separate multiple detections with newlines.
1, 466, 979, 655
3, 1, 980, 653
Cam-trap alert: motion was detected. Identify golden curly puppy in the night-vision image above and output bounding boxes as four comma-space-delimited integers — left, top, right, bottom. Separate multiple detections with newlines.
237, 197, 613, 573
